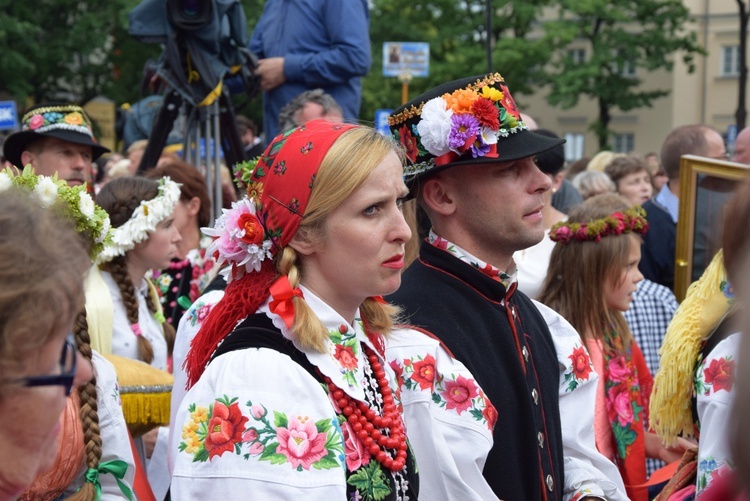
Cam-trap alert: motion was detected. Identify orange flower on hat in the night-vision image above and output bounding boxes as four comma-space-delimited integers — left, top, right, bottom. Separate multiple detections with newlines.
64, 112, 84, 126
443, 88, 479, 114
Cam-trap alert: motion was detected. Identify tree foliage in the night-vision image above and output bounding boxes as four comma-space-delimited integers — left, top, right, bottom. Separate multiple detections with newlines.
541, 0, 704, 148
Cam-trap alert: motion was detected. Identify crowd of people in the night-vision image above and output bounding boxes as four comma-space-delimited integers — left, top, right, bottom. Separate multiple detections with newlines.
2, 1, 750, 500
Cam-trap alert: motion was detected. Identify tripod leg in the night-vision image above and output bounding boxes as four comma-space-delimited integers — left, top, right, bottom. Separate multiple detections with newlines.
218, 92, 245, 168
136, 90, 183, 174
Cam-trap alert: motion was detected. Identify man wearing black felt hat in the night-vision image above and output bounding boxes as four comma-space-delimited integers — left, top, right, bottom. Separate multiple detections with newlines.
3, 103, 109, 187
385, 74, 628, 500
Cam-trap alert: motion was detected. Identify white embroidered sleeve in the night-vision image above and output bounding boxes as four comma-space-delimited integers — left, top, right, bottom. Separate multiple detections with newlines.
387, 327, 498, 501
695, 332, 739, 496
533, 300, 629, 501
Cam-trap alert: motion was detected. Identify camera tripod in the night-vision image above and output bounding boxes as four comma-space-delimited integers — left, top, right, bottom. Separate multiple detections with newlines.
135, 84, 244, 223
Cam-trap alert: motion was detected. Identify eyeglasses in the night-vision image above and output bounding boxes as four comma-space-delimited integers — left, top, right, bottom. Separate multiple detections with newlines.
6, 335, 78, 396
710, 151, 730, 160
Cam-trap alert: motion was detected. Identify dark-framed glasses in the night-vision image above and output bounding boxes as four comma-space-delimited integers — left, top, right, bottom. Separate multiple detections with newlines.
6, 335, 78, 396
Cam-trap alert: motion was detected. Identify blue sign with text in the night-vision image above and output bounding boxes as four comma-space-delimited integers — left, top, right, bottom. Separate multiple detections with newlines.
0, 101, 18, 131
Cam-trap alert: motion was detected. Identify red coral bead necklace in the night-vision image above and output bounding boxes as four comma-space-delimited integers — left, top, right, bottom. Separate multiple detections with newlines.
323, 345, 408, 472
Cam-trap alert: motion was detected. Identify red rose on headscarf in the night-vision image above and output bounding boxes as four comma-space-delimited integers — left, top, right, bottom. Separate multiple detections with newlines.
442, 375, 479, 414
334, 345, 358, 370
237, 213, 264, 245
500, 84, 521, 120
568, 346, 593, 381
398, 125, 419, 162
471, 97, 500, 130
411, 355, 436, 390
204, 401, 249, 458
704, 357, 736, 392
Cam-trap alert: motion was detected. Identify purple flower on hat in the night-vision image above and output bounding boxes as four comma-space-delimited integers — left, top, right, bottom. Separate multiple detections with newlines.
469, 135, 491, 158
449, 114, 480, 152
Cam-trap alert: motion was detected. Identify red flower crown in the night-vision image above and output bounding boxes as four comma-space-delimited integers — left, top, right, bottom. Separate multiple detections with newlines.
549, 206, 648, 244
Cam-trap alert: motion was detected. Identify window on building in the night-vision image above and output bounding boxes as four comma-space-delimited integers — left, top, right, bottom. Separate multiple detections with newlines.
611, 50, 636, 77
721, 46, 740, 77
613, 133, 635, 153
568, 48, 586, 64
564, 133, 585, 162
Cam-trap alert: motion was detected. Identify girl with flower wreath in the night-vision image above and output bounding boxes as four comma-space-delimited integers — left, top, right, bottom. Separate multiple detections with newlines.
170, 120, 418, 499
1, 167, 138, 501
539, 193, 691, 501
95, 176, 182, 372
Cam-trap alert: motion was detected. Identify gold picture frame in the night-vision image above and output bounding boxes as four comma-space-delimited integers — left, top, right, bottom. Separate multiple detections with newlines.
674, 154, 750, 301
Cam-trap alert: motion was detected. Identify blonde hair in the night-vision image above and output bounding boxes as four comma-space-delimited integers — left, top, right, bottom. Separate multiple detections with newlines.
539, 193, 636, 350
586, 150, 625, 172
572, 170, 616, 200
278, 127, 404, 352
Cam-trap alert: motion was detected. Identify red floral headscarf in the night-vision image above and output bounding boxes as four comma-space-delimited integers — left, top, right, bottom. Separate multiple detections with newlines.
186, 120, 358, 386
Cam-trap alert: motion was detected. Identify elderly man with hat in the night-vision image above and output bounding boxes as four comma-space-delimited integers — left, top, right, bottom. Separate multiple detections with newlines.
3, 103, 109, 187
385, 74, 628, 500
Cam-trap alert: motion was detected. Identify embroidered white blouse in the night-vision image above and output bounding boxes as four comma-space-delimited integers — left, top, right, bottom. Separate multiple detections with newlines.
386, 300, 628, 501
101, 271, 168, 370
170, 286, 414, 499
694, 332, 740, 496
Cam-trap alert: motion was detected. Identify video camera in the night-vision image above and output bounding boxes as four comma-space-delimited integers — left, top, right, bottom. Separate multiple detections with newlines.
129, 0, 258, 105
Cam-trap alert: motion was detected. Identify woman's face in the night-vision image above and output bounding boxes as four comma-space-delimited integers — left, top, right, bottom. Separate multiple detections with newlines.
617, 170, 653, 206
130, 210, 182, 271
604, 234, 644, 311
293, 151, 412, 319
0, 327, 92, 499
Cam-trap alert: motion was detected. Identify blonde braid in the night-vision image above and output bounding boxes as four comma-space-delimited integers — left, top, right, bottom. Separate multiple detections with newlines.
67, 308, 101, 501
276, 247, 328, 352
102, 257, 154, 364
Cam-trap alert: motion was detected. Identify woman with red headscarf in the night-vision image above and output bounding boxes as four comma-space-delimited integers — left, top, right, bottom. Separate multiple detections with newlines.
170, 120, 418, 499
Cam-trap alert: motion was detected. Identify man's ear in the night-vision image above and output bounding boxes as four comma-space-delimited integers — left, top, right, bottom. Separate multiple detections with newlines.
420, 174, 457, 217
20, 150, 35, 168
288, 228, 317, 256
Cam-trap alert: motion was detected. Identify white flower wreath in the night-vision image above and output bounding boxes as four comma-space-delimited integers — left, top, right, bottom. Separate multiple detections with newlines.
98, 177, 181, 263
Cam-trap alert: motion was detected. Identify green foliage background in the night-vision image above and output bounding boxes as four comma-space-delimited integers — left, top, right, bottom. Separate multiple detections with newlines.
0, 0, 705, 148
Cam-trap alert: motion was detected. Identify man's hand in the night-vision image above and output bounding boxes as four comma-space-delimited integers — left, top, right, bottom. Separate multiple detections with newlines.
255, 57, 286, 91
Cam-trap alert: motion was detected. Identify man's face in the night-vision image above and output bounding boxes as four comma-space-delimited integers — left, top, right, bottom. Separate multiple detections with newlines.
733, 129, 750, 164
295, 102, 343, 126
434, 156, 552, 267
21, 137, 92, 187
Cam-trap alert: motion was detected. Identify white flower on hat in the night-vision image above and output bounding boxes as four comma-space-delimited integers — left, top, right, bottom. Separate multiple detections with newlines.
79, 191, 95, 219
0, 172, 12, 192
33, 176, 59, 207
96, 217, 111, 244
481, 126, 499, 146
417, 97, 453, 157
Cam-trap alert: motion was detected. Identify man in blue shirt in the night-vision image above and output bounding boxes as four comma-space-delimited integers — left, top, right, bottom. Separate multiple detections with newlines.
249, 0, 372, 141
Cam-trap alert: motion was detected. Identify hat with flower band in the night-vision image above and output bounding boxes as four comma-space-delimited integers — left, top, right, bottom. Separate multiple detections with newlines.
186, 119, 360, 386
388, 73, 565, 185
3, 103, 110, 168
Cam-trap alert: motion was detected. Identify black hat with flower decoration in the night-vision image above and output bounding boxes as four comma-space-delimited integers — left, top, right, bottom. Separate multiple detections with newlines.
388, 73, 565, 186
3, 103, 110, 168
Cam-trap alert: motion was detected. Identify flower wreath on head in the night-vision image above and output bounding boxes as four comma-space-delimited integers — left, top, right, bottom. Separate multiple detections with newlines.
97, 177, 181, 263
549, 206, 649, 244
0, 166, 112, 259
232, 157, 261, 191
202, 195, 274, 283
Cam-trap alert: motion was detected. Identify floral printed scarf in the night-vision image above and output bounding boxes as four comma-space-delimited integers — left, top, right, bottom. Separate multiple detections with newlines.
603, 330, 652, 501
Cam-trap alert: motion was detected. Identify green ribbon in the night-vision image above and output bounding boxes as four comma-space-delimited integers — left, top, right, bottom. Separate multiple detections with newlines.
83, 460, 134, 501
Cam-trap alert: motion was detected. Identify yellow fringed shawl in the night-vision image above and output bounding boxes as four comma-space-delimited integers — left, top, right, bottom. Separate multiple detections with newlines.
649, 250, 734, 444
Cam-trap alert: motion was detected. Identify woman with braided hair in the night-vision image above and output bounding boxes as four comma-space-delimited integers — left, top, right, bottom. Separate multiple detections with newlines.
0, 168, 136, 500
95, 176, 182, 371
170, 120, 418, 499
